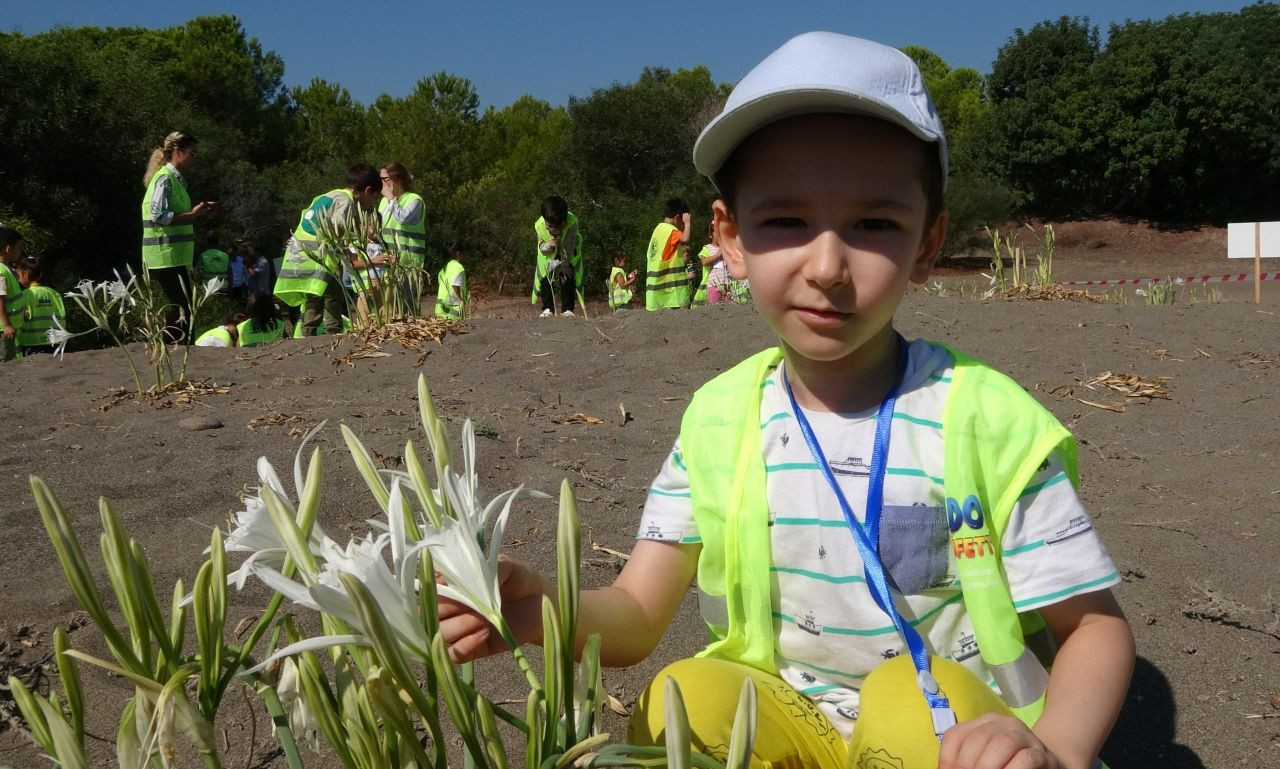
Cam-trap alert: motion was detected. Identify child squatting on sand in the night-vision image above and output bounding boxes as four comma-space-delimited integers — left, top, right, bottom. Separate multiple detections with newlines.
439, 32, 1134, 769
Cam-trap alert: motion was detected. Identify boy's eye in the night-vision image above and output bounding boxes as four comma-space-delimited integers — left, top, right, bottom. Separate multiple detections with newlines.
761, 217, 805, 229
855, 218, 899, 232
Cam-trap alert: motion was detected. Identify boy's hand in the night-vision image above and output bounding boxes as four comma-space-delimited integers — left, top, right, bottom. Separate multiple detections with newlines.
681, 212, 691, 227
437, 554, 550, 663
939, 714, 1064, 769
2, 322, 13, 339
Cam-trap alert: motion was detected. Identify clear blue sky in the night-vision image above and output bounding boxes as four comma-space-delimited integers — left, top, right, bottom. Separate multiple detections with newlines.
5, 0, 1255, 109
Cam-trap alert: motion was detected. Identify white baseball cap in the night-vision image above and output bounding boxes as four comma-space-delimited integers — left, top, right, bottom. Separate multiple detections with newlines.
693, 31, 948, 186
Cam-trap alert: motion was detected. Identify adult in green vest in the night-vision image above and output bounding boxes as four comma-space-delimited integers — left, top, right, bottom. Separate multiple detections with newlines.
378, 162, 428, 315
0, 227, 28, 362
434, 240, 468, 321
141, 131, 215, 343
532, 195, 584, 317
15, 258, 66, 354
644, 198, 693, 310
274, 164, 382, 336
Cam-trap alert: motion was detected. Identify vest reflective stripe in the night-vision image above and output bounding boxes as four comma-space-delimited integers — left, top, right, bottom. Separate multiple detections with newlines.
608, 266, 633, 309
194, 326, 234, 347
531, 213, 584, 303
434, 260, 467, 320
236, 318, 285, 347
0, 263, 26, 326
680, 345, 1075, 726
645, 222, 690, 310
379, 193, 428, 268
141, 166, 195, 269
16, 286, 63, 346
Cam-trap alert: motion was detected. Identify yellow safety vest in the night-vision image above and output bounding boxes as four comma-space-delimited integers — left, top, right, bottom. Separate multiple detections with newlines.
141, 165, 195, 270
691, 246, 711, 307
608, 266, 633, 310
0, 262, 27, 329
434, 259, 467, 320
236, 318, 285, 348
645, 222, 690, 310
680, 345, 1076, 727
274, 188, 352, 306
16, 285, 63, 346
194, 326, 235, 347
531, 213, 584, 303
379, 192, 428, 270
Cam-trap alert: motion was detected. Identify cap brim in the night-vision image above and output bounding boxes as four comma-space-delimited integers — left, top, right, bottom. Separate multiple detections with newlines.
693, 87, 942, 178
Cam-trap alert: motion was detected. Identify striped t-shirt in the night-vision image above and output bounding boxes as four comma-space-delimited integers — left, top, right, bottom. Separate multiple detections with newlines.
639, 339, 1119, 737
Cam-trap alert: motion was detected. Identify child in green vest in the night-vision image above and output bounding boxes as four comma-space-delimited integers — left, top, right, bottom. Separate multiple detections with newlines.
16, 258, 66, 355
644, 198, 693, 311
439, 33, 1132, 769
435, 240, 468, 321
607, 250, 638, 311
0, 227, 27, 362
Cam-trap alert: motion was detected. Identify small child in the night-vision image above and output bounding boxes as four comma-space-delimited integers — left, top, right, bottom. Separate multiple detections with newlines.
691, 220, 727, 307
229, 248, 249, 301
194, 314, 241, 347
644, 198, 692, 311
440, 32, 1133, 769
435, 240, 468, 321
607, 250, 639, 312
0, 227, 28, 362
16, 258, 66, 355
236, 292, 284, 347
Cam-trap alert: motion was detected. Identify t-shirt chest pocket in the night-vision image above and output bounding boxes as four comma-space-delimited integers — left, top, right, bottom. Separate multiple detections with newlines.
877, 504, 950, 595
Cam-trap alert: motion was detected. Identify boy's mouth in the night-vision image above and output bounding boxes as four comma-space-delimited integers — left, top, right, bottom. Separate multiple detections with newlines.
796, 306, 851, 325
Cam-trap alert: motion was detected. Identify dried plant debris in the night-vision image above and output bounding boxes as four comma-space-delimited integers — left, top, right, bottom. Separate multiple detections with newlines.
329, 317, 464, 368
997, 284, 1104, 302
248, 413, 303, 431
98, 379, 231, 411
1234, 351, 1280, 367
556, 413, 606, 425
1082, 371, 1173, 400
1183, 583, 1280, 642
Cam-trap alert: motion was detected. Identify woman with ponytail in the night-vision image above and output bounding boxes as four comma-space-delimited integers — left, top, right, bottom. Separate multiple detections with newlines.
141, 130, 215, 342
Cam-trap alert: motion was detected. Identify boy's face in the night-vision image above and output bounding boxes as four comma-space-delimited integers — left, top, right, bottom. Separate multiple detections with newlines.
1, 242, 22, 264
716, 114, 945, 366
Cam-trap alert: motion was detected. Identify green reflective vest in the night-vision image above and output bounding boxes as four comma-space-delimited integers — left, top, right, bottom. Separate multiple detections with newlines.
274, 189, 352, 306
680, 345, 1077, 727
435, 259, 467, 320
194, 326, 235, 347
691, 246, 711, 307
16, 285, 63, 347
608, 266, 633, 310
645, 222, 690, 310
236, 318, 285, 348
379, 192, 428, 270
141, 166, 195, 270
1, 262, 27, 329
531, 213, 584, 303
199, 249, 229, 278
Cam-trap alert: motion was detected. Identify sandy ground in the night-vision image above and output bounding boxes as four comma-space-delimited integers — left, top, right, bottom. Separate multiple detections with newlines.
1, 221, 1277, 768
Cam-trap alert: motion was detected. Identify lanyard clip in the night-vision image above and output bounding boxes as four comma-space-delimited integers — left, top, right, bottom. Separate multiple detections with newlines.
917, 669, 957, 739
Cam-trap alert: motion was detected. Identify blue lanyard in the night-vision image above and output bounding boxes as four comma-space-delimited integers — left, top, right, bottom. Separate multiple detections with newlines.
782, 338, 957, 738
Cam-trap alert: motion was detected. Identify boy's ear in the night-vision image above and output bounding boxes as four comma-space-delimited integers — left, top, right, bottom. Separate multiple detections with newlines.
910, 210, 948, 285
713, 200, 748, 280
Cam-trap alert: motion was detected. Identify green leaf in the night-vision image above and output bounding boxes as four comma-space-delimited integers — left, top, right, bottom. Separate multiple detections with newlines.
663, 677, 692, 769
341, 424, 392, 513
540, 595, 562, 759
555, 479, 581, 740
52, 628, 85, 743
476, 696, 509, 769
723, 678, 757, 769
6, 675, 54, 756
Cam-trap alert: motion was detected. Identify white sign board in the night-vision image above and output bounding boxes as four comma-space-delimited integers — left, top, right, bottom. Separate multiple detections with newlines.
1227, 221, 1280, 258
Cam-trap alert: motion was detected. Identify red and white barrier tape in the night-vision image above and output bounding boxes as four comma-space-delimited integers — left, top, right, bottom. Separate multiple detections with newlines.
1062, 272, 1280, 287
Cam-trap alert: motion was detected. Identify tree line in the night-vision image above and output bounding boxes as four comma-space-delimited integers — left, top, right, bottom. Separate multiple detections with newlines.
2, 5, 1276, 294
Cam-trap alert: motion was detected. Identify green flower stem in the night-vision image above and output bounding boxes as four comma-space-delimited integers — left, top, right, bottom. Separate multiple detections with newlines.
499, 622, 545, 698
254, 676, 307, 769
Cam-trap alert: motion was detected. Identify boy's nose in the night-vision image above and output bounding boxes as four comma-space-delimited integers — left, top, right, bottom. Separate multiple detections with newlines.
803, 231, 850, 288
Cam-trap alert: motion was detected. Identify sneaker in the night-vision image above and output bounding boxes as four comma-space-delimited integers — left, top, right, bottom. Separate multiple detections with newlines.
539, 309, 552, 318
561, 310, 575, 317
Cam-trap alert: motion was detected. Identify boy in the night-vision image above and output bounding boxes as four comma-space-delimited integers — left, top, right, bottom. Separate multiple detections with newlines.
274, 164, 383, 335
440, 32, 1133, 769
16, 258, 66, 355
0, 227, 28, 362
434, 239, 468, 321
608, 250, 638, 312
645, 198, 693, 310
533, 195, 584, 317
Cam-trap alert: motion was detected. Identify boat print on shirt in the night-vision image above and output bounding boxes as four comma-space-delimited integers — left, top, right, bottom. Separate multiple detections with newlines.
797, 610, 823, 636
829, 456, 871, 477
952, 632, 980, 662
